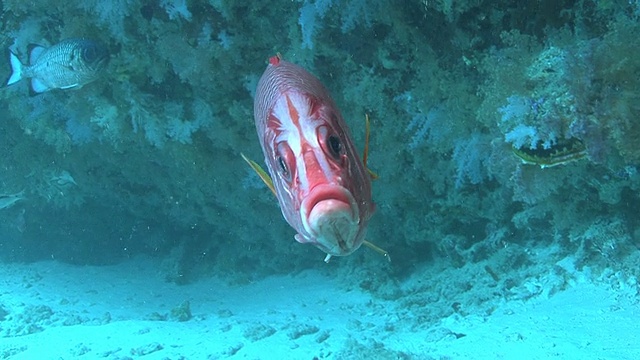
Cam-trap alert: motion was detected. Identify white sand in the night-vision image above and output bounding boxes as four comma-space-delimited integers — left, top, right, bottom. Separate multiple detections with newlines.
0, 257, 638, 359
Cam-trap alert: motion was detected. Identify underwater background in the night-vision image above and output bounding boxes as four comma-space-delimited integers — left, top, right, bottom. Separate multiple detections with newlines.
0, 0, 639, 359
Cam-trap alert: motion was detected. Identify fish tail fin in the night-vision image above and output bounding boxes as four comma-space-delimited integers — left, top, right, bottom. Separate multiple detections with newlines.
5, 50, 23, 86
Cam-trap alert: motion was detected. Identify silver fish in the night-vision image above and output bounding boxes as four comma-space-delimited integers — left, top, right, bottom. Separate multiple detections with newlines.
0, 190, 24, 210
5, 38, 109, 94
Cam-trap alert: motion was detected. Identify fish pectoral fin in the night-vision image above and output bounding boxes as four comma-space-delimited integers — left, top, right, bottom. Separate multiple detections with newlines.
363, 114, 378, 180
367, 168, 379, 180
363, 240, 390, 262
240, 153, 276, 197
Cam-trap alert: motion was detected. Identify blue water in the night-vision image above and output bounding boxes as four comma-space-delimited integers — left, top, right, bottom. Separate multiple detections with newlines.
0, 1, 639, 359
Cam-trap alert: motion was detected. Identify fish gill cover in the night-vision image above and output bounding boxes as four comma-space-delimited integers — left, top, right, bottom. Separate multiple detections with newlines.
0, 0, 637, 295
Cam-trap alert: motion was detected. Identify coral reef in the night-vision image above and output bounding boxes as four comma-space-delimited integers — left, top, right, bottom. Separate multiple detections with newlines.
0, 0, 637, 287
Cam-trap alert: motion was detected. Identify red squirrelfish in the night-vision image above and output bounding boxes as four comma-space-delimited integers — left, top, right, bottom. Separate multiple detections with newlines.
250, 55, 374, 261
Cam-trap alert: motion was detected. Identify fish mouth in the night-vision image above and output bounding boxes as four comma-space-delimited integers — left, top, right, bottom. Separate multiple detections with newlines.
300, 184, 360, 256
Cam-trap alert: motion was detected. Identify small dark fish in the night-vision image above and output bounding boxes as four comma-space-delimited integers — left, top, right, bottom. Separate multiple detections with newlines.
5, 38, 109, 94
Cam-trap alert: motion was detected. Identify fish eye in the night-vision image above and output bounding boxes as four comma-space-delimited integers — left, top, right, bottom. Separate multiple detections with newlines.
83, 46, 98, 62
276, 142, 294, 183
328, 135, 343, 159
277, 156, 288, 176
317, 125, 345, 162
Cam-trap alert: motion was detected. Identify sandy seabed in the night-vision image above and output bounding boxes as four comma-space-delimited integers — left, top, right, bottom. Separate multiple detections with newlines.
0, 257, 639, 360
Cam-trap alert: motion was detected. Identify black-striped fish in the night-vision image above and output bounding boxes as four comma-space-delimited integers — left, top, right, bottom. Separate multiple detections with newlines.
5, 38, 109, 94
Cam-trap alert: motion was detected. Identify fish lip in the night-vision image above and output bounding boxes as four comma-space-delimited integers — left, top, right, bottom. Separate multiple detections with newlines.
300, 184, 360, 255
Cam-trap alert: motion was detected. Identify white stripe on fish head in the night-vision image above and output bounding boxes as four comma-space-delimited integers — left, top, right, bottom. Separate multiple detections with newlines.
271, 91, 336, 195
